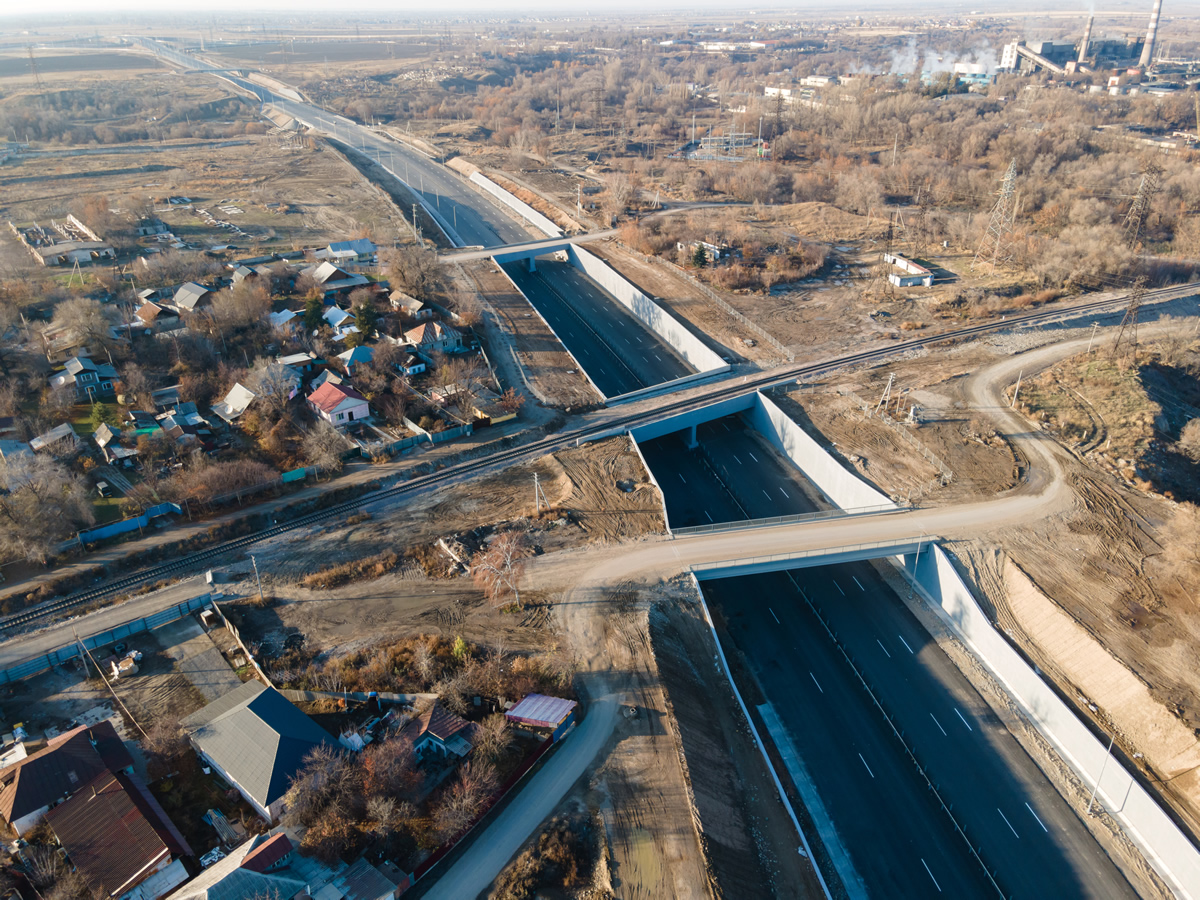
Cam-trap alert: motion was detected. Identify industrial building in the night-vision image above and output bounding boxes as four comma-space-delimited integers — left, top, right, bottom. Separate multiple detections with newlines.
8, 215, 115, 267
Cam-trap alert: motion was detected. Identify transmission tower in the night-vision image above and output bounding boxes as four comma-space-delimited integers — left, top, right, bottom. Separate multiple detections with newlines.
1122, 163, 1164, 246
1111, 276, 1148, 366
972, 159, 1018, 272
27, 46, 42, 88
913, 183, 933, 260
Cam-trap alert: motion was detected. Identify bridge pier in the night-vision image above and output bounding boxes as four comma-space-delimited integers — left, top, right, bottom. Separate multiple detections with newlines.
685, 424, 698, 449
527, 256, 536, 273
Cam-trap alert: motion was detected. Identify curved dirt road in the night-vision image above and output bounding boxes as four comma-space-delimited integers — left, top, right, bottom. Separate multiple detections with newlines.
419, 330, 1128, 897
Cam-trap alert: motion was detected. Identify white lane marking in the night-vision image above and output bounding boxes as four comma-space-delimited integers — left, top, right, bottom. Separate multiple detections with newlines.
625, 338, 631, 344
876, 639, 891, 658
858, 753, 875, 778
636, 336, 643, 344
780, 487, 790, 498
833, 580, 845, 596
679, 474, 687, 484
704, 511, 713, 523
733, 454, 742, 465
954, 708, 973, 731
748, 451, 759, 462
898, 634, 915, 655
769, 608, 780, 624
1025, 803, 1049, 833
763, 490, 772, 500
723, 422, 731, 431
654, 354, 663, 362
852, 576, 865, 591
998, 808, 1020, 839
930, 713, 947, 736
810, 672, 824, 693
921, 859, 942, 893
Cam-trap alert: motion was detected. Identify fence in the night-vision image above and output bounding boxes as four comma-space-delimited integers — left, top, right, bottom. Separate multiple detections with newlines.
207, 596, 272, 687
78, 502, 183, 546
280, 467, 309, 484
280, 689, 439, 705
623, 244, 795, 363
0, 594, 211, 685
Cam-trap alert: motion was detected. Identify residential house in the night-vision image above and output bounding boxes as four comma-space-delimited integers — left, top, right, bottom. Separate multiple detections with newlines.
149, 385, 181, 410
389, 290, 431, 320
268, 308, 299, 330
336, 345, 374, 377
135, 302, 179, 333
169, 282, 215, 314
311, 369, 344, 390
181, 681, 337, 822
126, 410, 161, 434
210, 384, 257, 425
136, 288, 164, 304
400, 703, 477, 759
45, 770, 192, 900
399, 353, 426, 377
94, 423, 139, 466
330, 857, 399, 900
49, 356, 118, 399
0, 721, 133, 835
307, 382, 370, 428
29, 422, 79, 454
159, 404, 213, 451
165, 833, 307, 900
403, 321, 462, 355
303, 261, 370, 300
322, 305, 358, 340
136, 219, 169, 237
325, 238, 376, 263
277, 351, 319, 376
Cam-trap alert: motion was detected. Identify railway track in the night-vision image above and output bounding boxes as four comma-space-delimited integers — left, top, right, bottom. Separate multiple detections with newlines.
1, 274, 1191, 633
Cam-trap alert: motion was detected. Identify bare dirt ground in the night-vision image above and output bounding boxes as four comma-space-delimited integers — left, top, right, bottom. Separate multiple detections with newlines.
586, 242, 783, 367
456, 259, 602, 410
0, 135, 403, 267
0, 616, 229, 740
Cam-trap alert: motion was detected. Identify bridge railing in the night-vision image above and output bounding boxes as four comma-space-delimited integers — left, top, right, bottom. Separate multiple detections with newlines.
672, 503, 903, 536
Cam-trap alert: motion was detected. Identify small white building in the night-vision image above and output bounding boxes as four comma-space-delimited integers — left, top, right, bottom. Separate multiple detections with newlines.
307, 381, 370, 428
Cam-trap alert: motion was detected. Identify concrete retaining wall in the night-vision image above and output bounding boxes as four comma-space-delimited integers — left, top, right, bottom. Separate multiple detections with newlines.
469, 172, 562, 238
627, 435, 672, 536
566, 245, 727, 375
748, 393, 896, 510
900, 546, 1200, 899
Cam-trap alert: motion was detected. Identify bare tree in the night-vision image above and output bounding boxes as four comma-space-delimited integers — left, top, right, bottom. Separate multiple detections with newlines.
244, 360, 297, 422
432, 761, 497, 839
412, 638, 435, 684
50, 296, 114, 350
380, 246, 446, 301
472, 531, 532, 609
0, 454, 94, 561
302, 421, 348, 475
473, 713, 513, 764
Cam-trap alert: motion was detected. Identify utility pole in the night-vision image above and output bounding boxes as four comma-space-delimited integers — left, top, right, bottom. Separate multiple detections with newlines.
533, 473, 549, 515
1011, 370, 1023, 408
1087, 321, 1100, 354
973, 159, 1018, 272
251, 555, 265, 604
873, 373, 895, 418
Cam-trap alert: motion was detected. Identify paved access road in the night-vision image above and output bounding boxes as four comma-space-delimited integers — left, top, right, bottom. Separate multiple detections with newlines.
639, 415, 819, 528
706, 563, 1137, 900
502, 259, 691, 397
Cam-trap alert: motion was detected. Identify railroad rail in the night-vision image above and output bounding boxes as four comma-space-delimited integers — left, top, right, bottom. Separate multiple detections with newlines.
0, 278, 1191, 632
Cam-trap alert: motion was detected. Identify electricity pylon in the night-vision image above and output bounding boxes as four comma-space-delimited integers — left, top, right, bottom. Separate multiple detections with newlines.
972, 159, 1018, 272
1123, 163, 1164, 246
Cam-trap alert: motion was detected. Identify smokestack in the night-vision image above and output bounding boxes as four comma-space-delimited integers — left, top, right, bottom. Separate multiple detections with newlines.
1139, 0, 1162, 68
1079, 15, 1094, 64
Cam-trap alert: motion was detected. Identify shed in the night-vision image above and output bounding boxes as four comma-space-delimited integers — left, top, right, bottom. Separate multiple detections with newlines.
505, 694, 578, 742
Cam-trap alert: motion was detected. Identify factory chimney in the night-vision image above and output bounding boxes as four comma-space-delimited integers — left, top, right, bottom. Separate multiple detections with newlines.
1139, 0, 1162, 68
1079, 15, 1094, 64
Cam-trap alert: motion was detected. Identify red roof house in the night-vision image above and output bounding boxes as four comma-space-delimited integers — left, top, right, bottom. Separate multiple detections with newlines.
307, 381, 370, 428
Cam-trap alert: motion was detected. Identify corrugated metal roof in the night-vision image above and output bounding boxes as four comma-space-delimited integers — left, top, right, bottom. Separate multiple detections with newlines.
45, 771, 183, 896
182, 682, 336, 811
505, 694, 578, 728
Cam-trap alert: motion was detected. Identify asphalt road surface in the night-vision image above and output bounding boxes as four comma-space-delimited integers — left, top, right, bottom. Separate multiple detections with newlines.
638, 415, 820, 528
705, 564, 1137, 900
503, 259, 691, 397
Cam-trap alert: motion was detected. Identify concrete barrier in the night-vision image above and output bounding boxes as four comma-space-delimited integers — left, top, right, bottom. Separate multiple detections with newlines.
469, 172, 562, 238
899, 546, 1200, 899
628, 435, 672, 536
566, 245, 727, 374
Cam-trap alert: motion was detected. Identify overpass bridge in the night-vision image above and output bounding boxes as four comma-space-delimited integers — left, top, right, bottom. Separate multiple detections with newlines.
690, 537, 930, 580
444, 233, 616, 270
